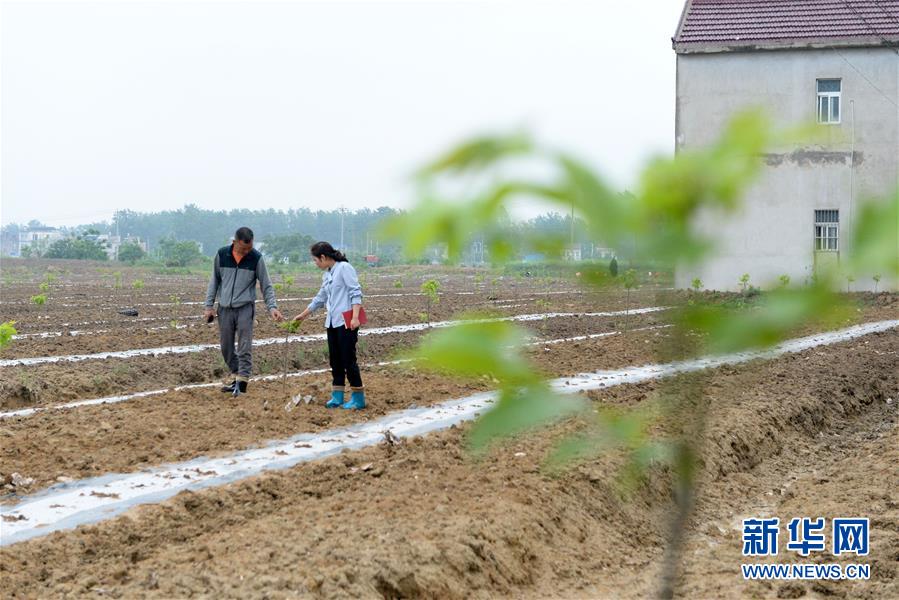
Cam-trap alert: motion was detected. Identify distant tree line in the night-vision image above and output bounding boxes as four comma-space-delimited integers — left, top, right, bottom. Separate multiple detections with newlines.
44, 237, 109, 261
3, 204, 613, 264
103, 205, 403, 258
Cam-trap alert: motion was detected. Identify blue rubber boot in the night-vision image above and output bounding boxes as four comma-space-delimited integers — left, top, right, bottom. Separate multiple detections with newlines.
326, 388, 345, 408
342, 388, 366, 410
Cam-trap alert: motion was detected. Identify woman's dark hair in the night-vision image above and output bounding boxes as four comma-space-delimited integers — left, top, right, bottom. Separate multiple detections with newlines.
310, 241, 348, 262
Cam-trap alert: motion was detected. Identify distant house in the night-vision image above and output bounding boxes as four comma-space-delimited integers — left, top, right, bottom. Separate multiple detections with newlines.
588, 244, 616, 260
673, 0, 898, 291
17, 227, 64, 257
104, 235, 148, 260
563, 243, 582, 262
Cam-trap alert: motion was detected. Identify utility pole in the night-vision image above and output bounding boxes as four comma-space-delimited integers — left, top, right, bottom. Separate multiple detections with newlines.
339, 206, 346, 249
570, 201, 575, 245
849, 99, 855, 257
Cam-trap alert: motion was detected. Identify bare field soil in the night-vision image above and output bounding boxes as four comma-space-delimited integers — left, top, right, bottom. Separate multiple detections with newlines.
0, 330, 895, 599
0, 261, 896, 598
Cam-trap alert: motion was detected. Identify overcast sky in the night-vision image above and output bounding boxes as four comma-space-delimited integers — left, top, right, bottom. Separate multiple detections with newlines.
1, 0, 684, 227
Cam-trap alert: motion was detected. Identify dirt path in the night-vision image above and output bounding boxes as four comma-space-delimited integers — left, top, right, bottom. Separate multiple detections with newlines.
1, 328, 894, 598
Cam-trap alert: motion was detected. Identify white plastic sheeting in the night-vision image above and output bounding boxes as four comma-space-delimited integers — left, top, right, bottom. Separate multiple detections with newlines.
0, 325, 671, 420
0, 307, 667, 367
1, 288, 585, 308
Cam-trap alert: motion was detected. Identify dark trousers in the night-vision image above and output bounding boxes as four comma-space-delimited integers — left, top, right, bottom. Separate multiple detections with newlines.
327, 326, 363, 388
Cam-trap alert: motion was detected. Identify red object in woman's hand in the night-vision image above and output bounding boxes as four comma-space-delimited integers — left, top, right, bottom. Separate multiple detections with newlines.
342, 307, 367, 329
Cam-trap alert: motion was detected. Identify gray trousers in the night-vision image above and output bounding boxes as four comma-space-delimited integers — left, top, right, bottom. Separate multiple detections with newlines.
218, 303, 255, 378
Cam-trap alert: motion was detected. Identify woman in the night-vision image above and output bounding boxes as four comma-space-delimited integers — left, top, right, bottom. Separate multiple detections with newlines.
293, 242, 366, 409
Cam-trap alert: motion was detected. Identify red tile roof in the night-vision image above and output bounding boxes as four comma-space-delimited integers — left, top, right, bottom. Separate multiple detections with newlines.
673, 0, 899, 53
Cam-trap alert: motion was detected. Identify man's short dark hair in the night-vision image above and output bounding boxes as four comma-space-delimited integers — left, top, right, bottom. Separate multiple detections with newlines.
235, 227, 254, 242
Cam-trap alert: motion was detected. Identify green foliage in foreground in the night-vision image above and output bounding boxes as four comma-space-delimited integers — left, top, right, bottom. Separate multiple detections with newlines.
383, 111, 897, 596
386, 109, 896, 445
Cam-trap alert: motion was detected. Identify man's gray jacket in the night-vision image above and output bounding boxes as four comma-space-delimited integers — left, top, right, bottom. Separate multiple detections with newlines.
205, 245, 278, 311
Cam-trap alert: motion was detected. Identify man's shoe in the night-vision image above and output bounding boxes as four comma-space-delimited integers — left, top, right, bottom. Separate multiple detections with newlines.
341, 389, 366, 410
221, 380, 237, 393
326, 389, 345, 408
232, 380, 248, 397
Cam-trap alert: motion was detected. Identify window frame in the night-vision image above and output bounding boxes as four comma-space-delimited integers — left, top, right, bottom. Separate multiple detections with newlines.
814, 209, 839, 252
816, 79, 842, 125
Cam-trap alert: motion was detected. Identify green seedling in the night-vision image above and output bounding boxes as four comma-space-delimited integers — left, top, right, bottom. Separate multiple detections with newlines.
0, 321, 17, 351
282, 275, 295, 296
169, 294, 181, 328
420, 279, 440, 327
622, 269, 638, 331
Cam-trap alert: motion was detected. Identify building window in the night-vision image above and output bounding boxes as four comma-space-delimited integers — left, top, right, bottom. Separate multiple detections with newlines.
814, 209, 839, 251
817, 79, 841, 124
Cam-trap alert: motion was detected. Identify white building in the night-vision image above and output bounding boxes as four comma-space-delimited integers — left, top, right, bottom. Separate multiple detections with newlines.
673, 0, 898, 291
563, 243, 582, 262
17, 227, 65, 257
98, 235, 148, 260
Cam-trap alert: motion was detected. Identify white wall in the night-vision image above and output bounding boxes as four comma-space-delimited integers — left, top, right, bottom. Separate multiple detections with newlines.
675, 47, 898, 291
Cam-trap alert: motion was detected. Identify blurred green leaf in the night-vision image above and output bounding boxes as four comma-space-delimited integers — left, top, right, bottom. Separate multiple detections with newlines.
617, 442, 673, 492
405, 318, 535, 383
381, 111, 897, 490
622, 268, 639, 290
418, 132, 532, 177
850, 191, 899, 279
545, 405, 672, 494
680, 285, 850, 354
468, 384, 585, 452
378, 197, 471, 260
545, 406, 658, 468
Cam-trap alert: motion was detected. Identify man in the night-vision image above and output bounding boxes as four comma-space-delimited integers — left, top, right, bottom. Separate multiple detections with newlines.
204, 227, 284, 395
